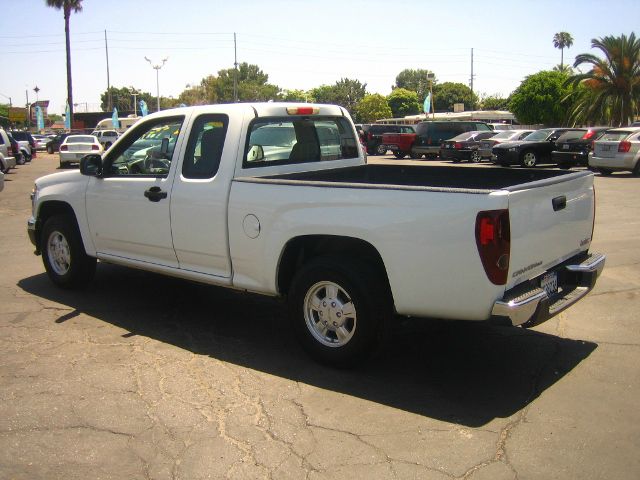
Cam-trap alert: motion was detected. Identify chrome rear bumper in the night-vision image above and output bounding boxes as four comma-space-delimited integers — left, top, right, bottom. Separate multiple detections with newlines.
491, 252, 606, 327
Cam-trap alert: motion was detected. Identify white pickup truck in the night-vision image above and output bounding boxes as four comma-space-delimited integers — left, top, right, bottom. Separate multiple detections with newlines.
28, 103, 605, 366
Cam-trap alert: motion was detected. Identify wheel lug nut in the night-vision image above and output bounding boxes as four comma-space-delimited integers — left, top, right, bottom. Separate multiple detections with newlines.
333, 322, 338, 326
336, 312, 342, 318
331, 302, 336, 308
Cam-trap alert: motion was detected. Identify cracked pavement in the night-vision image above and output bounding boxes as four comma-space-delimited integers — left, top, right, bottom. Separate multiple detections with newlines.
1, 154, 639, 479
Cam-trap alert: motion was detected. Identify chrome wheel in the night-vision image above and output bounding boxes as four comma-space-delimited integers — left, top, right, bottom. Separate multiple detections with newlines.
376, 144, 387, 155
470, 150, 481, 163
46, 230, 71, 276
522, 151, 537, 167
303, 281, 357, 348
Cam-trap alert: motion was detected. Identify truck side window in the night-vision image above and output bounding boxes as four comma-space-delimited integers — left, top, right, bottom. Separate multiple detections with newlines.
106, 117, 184, 177
182, 115, 229, 179
244, 116, 358, 168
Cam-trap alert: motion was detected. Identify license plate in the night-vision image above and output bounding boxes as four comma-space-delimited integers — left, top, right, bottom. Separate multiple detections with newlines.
601, 145, 611, 151
563, 144, 569, 150
541, 272, 558, 297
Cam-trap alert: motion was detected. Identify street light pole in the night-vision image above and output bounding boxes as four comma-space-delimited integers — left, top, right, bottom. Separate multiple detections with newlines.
144, 56, 168, 112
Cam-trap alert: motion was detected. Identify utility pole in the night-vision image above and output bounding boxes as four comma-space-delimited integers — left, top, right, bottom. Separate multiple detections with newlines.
470, 48, 475, 110
145, 56, 168, 112
131, 91, 139, 117
233, 32, 238, 103
105, 30, 112, 111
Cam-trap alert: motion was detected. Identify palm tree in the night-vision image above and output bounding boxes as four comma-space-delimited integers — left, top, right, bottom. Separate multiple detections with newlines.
46, 0, 83, 127
565, 33, 640, 127
553, 32, 574, 70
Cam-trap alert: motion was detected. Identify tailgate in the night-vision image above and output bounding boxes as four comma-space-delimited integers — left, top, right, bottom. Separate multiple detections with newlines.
593, 141, 619, 158
506, 172, 595, 290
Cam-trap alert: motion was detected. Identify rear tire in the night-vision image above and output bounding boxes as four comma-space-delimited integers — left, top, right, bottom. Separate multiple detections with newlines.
47, 145, 54, 154
288, 255, 391, 367
376, 144, 387, 155
632, 161, 640, 177
41, 215, 96, 289
393, 151, 406, 159
470, 150, 482, 163
598, 168, 613, 176
409, 150, 422, 159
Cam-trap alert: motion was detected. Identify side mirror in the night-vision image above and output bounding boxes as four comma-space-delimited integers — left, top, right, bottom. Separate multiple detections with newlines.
246, 145, 264, 162
80, 154, 103, 177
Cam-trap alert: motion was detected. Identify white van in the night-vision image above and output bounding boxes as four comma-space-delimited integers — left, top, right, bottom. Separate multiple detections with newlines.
94, 117, 140, 134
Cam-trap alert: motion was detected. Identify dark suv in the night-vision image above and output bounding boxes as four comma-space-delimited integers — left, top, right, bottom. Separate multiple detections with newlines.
412, 121, 492, 158
361, 124, 409, 155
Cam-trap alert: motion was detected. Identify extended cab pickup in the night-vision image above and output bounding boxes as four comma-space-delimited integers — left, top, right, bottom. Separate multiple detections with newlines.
28, 103, 605, 366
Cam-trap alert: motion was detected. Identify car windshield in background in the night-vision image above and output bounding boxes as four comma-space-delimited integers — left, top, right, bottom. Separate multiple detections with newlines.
601, 131, 631, 141
523, 129, 553, 141
557, 130, 587, 141
66, 136, 95, 143
492, 131, 521, 140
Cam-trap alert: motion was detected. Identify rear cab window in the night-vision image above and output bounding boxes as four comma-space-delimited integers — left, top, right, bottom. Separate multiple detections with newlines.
244, 116, 358, 168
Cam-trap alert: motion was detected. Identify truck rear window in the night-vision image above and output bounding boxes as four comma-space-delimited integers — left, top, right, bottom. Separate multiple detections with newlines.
244, 116, 359, 168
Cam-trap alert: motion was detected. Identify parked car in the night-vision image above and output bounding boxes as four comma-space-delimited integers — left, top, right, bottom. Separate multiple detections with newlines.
59, 135, 103, 168
492, 128, 583, 167
46, 133, 72, 154
589, 127, 640, 176
0, 170, 4, 192
32, 134, 52, 151
0, 128, 17, 173
551, 127, 610, 169
10, 131, 36, 161
7, 133, 25, 165
381, 126, 417, 159
440, 130, 497, 163
361, 124, 408, 155
478, 130, 535, 160
488, 123, 513, 131
412, 121, 492, 158
91, 129, 120, 149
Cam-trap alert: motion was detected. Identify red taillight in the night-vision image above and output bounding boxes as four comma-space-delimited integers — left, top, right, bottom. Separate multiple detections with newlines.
60, 145, 68, 151
454, 142, 463, 150
618, 141, 631, 153
475, 210, 510, 285
582, 130, 596, 140
286, 106, 318, 115
91, 145, 99, 150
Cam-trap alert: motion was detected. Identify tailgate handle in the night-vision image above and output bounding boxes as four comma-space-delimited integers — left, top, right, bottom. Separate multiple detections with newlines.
552, 195, 567, 211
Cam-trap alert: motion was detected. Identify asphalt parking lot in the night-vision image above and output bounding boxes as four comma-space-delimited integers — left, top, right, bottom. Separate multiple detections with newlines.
1, 152, 639, 479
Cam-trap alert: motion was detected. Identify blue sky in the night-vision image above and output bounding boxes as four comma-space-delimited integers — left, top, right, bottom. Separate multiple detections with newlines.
1, 0, 639, 115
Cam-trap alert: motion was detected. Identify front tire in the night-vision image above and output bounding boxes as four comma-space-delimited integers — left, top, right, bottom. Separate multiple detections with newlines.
288, 255, 390, 367
41, 215, 96, 289
470, 150, 482, 163
521, 150, 538, 167
409, 150, 423, 159
393, 151, 406, 159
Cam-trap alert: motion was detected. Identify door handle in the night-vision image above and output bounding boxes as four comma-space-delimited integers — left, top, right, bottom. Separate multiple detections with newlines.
552, 195, 566, 211
144, 186, 167, 202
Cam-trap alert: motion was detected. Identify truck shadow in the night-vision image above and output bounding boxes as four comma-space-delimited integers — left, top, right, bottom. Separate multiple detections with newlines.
19, 264, 597, 428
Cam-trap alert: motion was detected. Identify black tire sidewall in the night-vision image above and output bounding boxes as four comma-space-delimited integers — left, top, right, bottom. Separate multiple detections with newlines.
41, 215, 96, 288
288, 256, 389, 367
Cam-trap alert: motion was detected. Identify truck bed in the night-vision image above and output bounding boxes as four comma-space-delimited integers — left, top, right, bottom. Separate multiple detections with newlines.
253, 164, 590, 192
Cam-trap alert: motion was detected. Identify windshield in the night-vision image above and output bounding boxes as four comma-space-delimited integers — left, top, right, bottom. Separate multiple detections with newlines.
523, 129, 553, 141
557, 130, 587, 142
601, 131, 631, 141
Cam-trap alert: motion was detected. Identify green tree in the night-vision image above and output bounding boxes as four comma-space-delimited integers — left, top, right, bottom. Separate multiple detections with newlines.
478, 94, 510, 111
280, 89, 311, 102
387, 88, 420, 117
214, 63, 279, 102
509, 70, 573, 125
46, 0, 83, 126
553, 32, 574, 71
433, 82, 477, 112
565, 33, 640, 127
100, 86, 154, 112
354, 94, 392, 123
394, 69, 434, 102
309, 78, 367, 115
